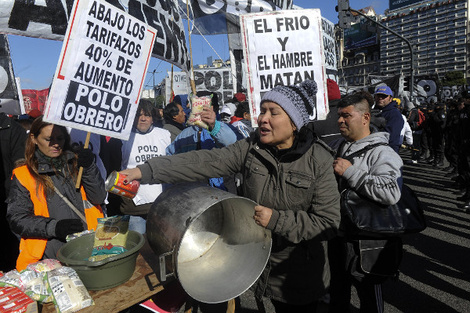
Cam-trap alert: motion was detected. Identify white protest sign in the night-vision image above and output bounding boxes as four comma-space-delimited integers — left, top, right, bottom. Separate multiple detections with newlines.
165, 68, 235, 104
322, 17, 337, 71
43, 0, 155, 140
241, 9, 328, 124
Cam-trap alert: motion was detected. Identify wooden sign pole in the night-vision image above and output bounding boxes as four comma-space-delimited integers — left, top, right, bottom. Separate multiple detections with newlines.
75, 131, 91, 189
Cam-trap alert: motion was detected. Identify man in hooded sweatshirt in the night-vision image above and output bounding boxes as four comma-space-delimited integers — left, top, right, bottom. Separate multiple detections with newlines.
329, 91, 403, 313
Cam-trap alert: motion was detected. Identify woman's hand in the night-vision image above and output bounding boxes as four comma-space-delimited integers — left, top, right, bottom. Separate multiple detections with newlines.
253, 205, 273, 228
119, 168, 142, 184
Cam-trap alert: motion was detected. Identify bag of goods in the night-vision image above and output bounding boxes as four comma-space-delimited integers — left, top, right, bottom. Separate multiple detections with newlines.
0, 270, 23, 289
89, 215, 130, 262
23, 259, 63, 303
45, 266, 94, 313
186, 95, 212, 129
66, 229, 94, 242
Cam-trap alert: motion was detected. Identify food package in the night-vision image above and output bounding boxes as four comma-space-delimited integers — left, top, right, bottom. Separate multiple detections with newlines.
0, 270, 23, 289
186, 95, 212, 129
0, 286, 38, 313
66, 229, 94, 242
23, 260, 62, 303
89, 215, 129, 262
45, 267, 94, 313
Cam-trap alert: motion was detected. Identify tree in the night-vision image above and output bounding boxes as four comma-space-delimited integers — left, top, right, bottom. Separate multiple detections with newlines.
441, 71, 466, 87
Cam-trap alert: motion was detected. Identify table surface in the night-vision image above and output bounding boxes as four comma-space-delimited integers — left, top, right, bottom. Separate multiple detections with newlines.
41, 240, 165, 313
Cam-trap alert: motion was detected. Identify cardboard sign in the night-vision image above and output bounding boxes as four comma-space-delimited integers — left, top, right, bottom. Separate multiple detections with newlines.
43, 0, 155, 140
241, 9, 328, 125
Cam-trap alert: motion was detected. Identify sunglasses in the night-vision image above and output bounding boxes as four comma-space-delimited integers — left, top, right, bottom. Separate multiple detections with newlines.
375, 94, 390, 99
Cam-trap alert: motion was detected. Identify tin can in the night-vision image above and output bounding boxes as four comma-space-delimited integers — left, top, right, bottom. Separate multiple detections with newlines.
105, 171, 139, 199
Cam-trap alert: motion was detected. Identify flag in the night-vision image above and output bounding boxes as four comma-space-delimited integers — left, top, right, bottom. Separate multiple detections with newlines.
0, 34, 22, 114
179, 0, 293, 35
22, 88, 49, 113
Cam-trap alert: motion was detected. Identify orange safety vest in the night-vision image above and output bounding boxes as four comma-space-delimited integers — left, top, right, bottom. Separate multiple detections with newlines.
13, 165, 104, 271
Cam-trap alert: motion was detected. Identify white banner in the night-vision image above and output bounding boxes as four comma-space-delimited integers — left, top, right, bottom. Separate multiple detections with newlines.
43, 0, 155, 141
0, 0, 190, 71
165, 68, 235, 104
241, 9, 328, 124
321, 17, 337, 71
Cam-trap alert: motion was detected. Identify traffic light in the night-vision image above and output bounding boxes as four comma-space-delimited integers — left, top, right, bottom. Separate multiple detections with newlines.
336, 0, 352, 29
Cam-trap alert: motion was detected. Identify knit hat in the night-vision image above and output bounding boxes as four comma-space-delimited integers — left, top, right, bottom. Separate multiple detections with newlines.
261, 80, 317, 130
327, 79, 341, 101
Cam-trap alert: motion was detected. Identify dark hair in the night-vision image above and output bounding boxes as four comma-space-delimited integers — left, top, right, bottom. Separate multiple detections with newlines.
234, 101, 250, 118
163, 102, 180, 122
134, 99, 159, 126
338, 91, 373, 113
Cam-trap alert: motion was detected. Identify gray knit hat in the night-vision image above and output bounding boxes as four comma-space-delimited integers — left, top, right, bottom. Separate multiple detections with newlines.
261, 80, 317, 130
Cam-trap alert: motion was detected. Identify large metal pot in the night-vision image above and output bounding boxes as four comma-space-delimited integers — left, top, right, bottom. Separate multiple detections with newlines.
146, 183, 272, 304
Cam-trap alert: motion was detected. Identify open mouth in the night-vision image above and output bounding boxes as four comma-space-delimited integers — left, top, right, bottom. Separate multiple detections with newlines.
259, 127, 271, 135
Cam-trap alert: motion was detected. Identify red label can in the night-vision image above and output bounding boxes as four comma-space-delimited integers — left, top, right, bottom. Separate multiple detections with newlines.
105, 171, 139, 199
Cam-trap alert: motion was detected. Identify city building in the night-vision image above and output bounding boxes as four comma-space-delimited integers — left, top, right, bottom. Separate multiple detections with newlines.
381, 0, 468, 79
339, 0, 469, 87
339, 7, 381, 87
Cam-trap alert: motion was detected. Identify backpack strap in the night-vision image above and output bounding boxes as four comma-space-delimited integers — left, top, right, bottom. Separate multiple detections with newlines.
338, 142, 389, 162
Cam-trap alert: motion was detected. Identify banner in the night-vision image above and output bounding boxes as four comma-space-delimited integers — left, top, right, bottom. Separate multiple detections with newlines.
22, 89, 49, 114
165, 67, 235, 104
43, 0, 155, 140
321, 17, 337, 72
241, 9, 328, 125
183, 0, 293, 35
0, 34, 21, 115
0, 0, 190, 71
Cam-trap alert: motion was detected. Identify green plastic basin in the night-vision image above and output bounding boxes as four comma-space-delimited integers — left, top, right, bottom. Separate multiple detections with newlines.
57, 230, 145, 290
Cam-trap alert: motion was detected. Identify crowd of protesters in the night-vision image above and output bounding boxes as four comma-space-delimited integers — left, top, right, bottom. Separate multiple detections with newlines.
1, 80, 469, 313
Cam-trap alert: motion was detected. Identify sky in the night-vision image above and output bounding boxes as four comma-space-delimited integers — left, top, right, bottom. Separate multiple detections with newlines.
7, 0, 388, 91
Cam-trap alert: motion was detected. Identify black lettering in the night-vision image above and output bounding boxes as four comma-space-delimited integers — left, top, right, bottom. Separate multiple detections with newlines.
8, 0, 72, 35
277, 37, 288, 52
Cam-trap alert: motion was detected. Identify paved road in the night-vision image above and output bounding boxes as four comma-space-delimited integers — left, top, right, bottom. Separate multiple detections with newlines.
146, 149, 470, 313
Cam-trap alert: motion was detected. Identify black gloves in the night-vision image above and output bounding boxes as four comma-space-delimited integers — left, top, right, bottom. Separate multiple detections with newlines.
77, 147, 95, 168
55, 219, 84, 239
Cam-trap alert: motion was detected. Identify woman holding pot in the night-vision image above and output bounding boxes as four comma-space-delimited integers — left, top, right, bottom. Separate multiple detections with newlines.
120, 80, 340, 312
7, 116, 105, 271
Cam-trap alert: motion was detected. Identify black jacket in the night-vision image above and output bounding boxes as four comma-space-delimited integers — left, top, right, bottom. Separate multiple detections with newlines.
0, 114, 27, 200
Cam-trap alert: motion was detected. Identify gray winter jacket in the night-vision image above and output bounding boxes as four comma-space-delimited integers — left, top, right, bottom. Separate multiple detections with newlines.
138, 132, 340, 304
336, 131, 403, 205
7, 151, 106, 260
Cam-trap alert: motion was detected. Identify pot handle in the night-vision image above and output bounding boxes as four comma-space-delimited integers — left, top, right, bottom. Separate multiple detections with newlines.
159, 249, 175, 282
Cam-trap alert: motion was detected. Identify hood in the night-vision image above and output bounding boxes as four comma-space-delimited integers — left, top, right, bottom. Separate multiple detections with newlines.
338, 131, 390, 157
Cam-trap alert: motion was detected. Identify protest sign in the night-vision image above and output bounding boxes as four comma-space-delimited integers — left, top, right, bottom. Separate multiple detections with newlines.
165, 68, 235, 104
241, 9, 328, 125
322, 17, 337, 72
0, 0, 189, 71
43, 0, 155, 140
